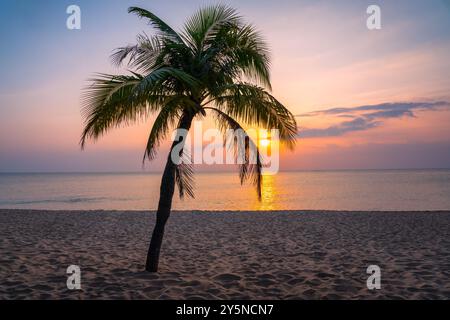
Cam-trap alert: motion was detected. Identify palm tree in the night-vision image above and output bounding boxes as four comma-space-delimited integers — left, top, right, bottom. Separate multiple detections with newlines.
80, 5, 297, 272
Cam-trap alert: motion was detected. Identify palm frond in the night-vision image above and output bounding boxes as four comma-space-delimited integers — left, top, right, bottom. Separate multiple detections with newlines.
182, 4, 241, 53
143, 95, 196, 161
175, 150, 195, 199
111, 33, 162, 72
197, 21, 271, 89
206, 83, 297, 150
137, 67, 202, 95
217, 24, 271, 89
80, 71, 175, 148
80, 73, 145, 148
205, 107, 263, 199
128, 7, 183, 43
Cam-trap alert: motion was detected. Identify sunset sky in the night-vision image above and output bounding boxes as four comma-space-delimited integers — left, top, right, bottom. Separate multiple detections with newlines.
1, 0, 450, 172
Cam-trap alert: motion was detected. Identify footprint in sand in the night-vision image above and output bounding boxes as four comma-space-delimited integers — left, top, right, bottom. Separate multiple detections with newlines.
213, 273, 242, 288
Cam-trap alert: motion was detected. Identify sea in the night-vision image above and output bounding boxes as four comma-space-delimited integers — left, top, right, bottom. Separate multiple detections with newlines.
1, 170, 450, 211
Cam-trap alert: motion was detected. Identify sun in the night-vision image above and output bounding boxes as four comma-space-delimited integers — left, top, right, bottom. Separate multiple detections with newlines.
258, 129, 272, 148
259, 139, 271, 148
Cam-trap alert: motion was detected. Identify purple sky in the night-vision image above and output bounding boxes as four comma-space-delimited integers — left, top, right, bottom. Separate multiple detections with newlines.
1, 0, 450, 172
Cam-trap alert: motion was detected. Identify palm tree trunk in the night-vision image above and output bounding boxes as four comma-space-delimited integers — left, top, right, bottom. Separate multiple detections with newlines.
145, 111, 195, 272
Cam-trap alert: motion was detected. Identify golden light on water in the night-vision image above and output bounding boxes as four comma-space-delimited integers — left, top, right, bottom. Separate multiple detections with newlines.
254, 174, 277, 211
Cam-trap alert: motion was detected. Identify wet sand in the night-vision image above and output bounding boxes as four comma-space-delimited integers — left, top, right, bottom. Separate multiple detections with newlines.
0, 210, 449, 300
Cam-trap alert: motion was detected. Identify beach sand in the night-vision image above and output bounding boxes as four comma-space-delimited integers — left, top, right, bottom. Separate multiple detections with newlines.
0, 209, 449, 300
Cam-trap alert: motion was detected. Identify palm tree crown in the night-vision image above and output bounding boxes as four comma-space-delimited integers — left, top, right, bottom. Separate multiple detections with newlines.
81, 4, 297, 198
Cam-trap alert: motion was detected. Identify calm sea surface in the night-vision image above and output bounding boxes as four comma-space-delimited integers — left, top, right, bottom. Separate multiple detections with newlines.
1, 170, 450, 211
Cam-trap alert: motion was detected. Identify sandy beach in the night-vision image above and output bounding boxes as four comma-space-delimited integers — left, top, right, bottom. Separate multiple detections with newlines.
1, 209, 449, 300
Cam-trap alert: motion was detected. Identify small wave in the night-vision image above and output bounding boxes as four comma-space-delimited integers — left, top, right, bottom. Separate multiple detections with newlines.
0, 197, 108, 205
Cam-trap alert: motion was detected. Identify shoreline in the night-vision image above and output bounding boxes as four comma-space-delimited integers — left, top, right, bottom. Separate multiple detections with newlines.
2, 209, 450, 213
1, 210, 450, 299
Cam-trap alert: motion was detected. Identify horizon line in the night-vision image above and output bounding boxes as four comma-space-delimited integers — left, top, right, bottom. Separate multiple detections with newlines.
1, 167, 450, 174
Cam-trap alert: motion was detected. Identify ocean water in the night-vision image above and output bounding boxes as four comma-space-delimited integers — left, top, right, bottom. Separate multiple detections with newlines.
0, 170, 450, 211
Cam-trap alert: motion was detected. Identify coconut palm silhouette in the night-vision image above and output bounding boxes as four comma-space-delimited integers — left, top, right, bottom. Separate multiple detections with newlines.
80, 5, 297, 272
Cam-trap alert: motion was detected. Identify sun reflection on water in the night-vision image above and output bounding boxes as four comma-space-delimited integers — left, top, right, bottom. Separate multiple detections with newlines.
254, 174, 277, 211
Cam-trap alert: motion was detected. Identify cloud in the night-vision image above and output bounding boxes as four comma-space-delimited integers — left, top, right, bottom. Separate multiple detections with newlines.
300, 117, 382, 138
298, 101, 449, 138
